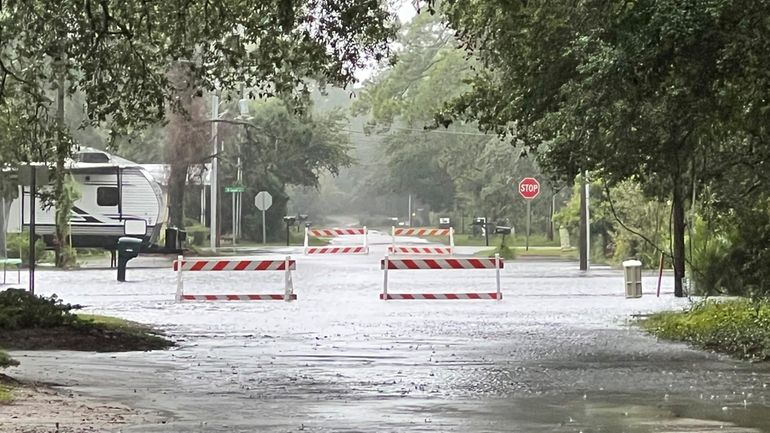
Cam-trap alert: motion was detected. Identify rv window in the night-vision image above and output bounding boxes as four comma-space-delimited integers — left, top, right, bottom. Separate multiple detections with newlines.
97, 187, 119, 207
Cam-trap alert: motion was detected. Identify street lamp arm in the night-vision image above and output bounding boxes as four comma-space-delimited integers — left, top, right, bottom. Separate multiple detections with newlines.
205, 118, 265, 132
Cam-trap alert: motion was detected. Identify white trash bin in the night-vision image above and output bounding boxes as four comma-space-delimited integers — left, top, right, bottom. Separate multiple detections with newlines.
622, 259, 643, 298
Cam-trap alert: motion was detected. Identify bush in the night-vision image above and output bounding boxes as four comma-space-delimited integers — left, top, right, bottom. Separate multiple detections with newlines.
687, 217, 739, 296
641, 299, 770, 361
689, 209, 770, 298
494, 236, 516, 260
5, 233, 47, 264
0, 289, 77, 330
0, 350, 18, 368
185, 224, 209, 246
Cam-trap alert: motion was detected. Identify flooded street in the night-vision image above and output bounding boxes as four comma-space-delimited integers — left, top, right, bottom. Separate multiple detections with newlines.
7, 232, 770, 432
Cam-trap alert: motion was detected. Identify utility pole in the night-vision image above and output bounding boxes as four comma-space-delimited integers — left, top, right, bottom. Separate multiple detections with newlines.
210, 93, 219, 252
408, 194, 412, 227
579, 173, 588, 271
585, 171, 591, 269
29, 174, 36, 294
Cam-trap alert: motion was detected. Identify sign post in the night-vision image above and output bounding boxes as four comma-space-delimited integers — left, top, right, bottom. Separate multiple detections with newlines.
226, 186, 245, 246
518, 177, 541, 251
254, 191, 273, 245
19, 165, 48, 294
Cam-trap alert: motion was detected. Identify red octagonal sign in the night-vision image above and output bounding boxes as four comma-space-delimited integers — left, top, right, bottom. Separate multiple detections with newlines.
518, 177, 540, 200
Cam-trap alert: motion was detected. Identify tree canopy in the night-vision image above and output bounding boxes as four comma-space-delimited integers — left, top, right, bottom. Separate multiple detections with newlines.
427, 0, 770, 296
0, 0, 398, 262
354, 9, 559, 230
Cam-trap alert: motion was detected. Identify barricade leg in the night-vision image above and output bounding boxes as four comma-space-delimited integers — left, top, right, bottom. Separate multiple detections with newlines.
495, 253, 502, 300
284, 255, 294, 302
303, 227, 309, 255
364, 226, 369, 254
175, 255, 184, 302
450, 227, 455, 255
382, 255, 389, 300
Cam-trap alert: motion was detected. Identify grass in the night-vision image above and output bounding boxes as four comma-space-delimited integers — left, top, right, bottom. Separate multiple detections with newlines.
1, 349, 19, 404
0, 384, 12, 403
76, 314, 152, 332
189, 230, 328, 252
476, 246, 578, 259
445, 233, 560, 248
640, 298, 770, 361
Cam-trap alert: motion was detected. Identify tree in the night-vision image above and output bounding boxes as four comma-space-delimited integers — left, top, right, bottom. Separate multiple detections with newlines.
355, 9, 558, 230
219, 98, 353, 241
1, 0, 398, 258
165, 65, 209, 229
430, 0, 770, 296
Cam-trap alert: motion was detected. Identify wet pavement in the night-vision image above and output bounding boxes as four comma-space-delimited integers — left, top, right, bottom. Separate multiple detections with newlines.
6, 230, 770, 432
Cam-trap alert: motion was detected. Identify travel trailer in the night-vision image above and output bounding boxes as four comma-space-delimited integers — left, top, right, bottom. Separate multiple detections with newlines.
6, 148, 167, 249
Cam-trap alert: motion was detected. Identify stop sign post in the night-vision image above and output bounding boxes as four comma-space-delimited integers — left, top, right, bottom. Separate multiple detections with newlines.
518, 177, 541, 251
254, 191, 273, 245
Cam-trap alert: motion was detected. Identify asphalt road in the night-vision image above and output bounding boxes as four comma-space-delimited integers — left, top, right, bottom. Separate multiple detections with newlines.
6, 231, 770, 432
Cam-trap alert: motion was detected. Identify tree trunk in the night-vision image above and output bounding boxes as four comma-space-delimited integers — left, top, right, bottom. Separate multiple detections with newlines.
1, 197, 7, 258
165, 62, 208, 233
54, 60, 69, 268
168, 163, 188, 228
672, 183, 686, 297
546, 194, 554, 241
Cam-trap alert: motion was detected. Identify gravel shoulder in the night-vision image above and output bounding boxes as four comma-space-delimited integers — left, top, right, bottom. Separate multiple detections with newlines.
0, 375, 158, 433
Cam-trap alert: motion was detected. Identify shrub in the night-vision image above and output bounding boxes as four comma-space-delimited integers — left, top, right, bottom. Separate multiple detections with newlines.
184, 224, 209, 246
5, 233, 47, 264
687, 217, 738, 296
689, 209, 770, 298
641, 299, 770, 361
0, 350, 18, 368
494, 236, 516, 260
0, 289, 77, 330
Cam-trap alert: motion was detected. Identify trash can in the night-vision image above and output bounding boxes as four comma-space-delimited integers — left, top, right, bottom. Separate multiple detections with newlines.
117, 237, 142, 282
622, 259, 643, 298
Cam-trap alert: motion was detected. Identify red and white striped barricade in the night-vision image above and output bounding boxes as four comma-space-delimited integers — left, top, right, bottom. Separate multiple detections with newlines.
173, 255, 296, 302
389, 227, 455, 255
380, 254, 503, 300
304, 227, 369, 255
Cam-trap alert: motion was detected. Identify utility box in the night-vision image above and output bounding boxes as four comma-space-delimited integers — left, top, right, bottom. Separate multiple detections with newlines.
622, 259, 643, 298
117, 237, 142, 282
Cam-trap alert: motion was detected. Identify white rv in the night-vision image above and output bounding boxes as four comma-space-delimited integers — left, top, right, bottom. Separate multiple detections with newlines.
7, 148, 166, 249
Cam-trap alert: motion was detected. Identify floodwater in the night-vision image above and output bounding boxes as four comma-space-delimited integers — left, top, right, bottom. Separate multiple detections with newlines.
6, 230, 770, 432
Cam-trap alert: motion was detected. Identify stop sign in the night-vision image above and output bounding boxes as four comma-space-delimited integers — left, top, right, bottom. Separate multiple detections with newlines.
518, 177, 540, 200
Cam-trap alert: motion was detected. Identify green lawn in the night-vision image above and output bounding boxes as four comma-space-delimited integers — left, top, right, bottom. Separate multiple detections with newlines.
0, 384, 12, 403
0, 350, 18, 404
476, 246, 577, 259
429, 232, 560, 248
76, 314, 151, 331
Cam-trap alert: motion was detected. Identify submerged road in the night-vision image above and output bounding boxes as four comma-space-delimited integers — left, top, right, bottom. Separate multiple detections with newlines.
7, 231, 770, 432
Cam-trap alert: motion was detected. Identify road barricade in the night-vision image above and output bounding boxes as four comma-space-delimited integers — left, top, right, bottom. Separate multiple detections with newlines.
389, 227, 454, 255
304, 227, 369, 255
173, 255, 295, 301
380, 254, 503, 300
